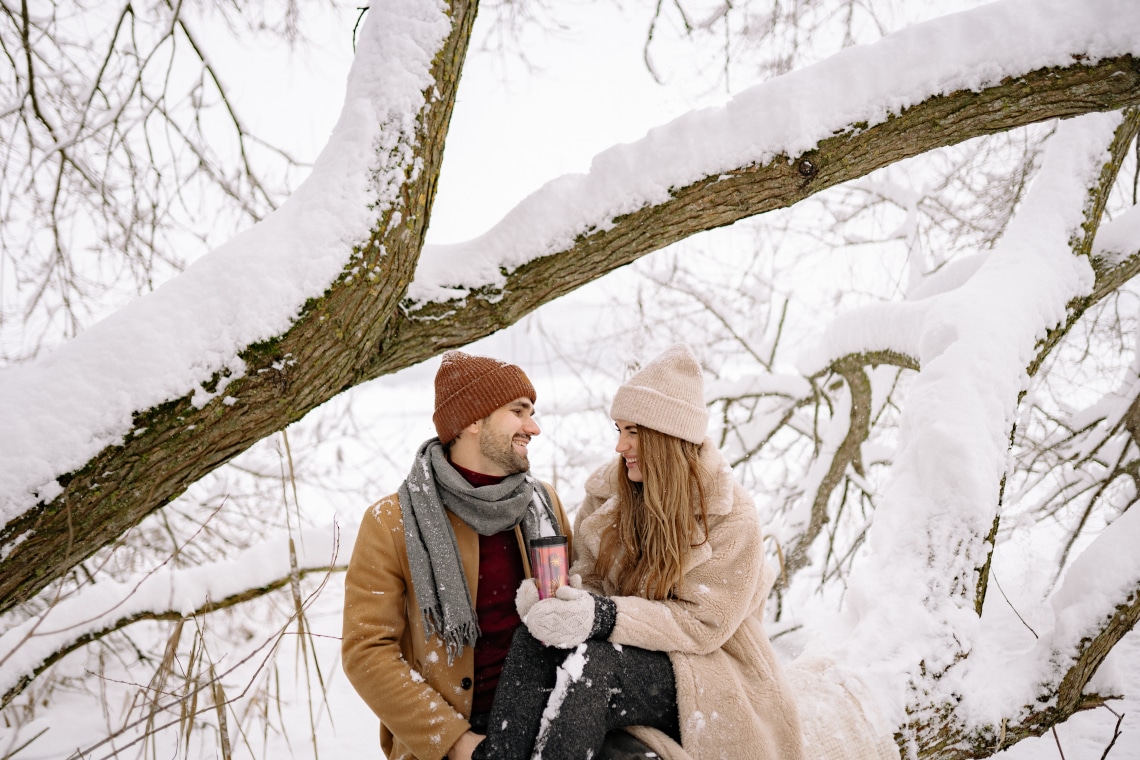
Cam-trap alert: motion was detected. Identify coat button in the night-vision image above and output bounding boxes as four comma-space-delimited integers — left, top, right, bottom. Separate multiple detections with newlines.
461, 677, 472, 690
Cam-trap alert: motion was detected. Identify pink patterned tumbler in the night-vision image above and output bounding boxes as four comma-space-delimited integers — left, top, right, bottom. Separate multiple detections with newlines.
529, 536, 569, 600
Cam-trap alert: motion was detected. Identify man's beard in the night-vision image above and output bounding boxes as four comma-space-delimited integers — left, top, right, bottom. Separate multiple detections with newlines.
480, 424, 529, 475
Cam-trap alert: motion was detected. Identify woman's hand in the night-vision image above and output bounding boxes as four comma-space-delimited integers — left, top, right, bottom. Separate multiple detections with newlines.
517, 574, 585, 621
525, 585, 617, 648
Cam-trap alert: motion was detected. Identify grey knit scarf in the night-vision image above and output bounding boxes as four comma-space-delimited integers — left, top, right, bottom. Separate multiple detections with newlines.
398, 437, 561, 663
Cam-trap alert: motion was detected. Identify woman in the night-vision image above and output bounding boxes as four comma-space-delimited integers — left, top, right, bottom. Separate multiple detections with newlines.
471, 344, 805, 760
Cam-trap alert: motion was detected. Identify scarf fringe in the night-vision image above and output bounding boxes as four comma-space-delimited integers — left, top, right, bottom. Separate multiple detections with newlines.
421, 608, 441, 639
422, 606, 480, 665
445, 621, 480, 665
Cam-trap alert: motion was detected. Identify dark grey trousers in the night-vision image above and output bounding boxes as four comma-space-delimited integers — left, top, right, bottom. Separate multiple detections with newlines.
471, 627, 680, 760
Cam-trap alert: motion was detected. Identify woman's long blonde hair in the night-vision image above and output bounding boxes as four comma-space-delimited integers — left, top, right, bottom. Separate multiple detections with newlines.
593, 426, 710, 600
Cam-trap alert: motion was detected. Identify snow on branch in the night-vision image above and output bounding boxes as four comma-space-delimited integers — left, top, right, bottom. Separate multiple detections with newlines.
950, 504, 1140, 744
0, 0, 452, 525
406, 0, 1140, 306
0, 0, 475, 620
815, 112, 1125, 726
1039, 503, 1140, 675
1092, 203, 1140, 268
0, 526, 350, 707
801, 111, 1120, 376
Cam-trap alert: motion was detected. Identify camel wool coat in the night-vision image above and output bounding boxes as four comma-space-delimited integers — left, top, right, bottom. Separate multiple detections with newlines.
342, 484, 570, 760
570, 443, 805, 760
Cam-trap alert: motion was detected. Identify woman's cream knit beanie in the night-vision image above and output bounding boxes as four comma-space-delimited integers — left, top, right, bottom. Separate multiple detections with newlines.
610, 344, 708, 444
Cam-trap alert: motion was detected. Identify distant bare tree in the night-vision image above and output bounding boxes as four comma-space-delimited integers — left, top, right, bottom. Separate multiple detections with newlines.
0, 0, 325, 364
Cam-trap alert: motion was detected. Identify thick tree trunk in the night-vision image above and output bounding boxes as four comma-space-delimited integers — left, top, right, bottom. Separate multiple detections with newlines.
0, 53, 1138, 621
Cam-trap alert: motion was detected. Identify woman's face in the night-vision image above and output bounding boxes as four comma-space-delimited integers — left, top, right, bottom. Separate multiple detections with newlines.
614, 420, 642, 482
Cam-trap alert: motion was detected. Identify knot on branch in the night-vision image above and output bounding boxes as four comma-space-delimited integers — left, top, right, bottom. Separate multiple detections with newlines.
797, 158, 817, 178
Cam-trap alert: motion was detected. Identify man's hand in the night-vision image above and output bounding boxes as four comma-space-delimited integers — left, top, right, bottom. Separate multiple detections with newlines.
447, 730, 484, 760
515, 578, 540, 619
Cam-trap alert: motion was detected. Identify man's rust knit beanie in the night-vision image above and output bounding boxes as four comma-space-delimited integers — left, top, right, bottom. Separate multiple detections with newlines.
433, 351, 536, 444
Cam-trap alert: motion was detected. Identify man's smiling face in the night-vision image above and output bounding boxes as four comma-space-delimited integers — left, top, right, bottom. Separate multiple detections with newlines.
478, 397, 540, 475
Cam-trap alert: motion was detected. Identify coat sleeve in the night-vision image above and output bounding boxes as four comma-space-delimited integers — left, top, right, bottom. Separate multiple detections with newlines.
341, 498, 469, 760
608, 493, 770, 656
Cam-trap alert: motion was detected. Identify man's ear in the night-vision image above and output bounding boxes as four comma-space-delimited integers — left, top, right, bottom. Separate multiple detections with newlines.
457, 419, 481, 441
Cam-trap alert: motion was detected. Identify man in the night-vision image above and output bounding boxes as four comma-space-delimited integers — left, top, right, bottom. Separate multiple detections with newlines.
342, 351, 572, 760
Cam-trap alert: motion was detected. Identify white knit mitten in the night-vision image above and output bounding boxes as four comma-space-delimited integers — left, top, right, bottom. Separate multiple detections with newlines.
515, 579, 540, 619
524, 585, 595, 648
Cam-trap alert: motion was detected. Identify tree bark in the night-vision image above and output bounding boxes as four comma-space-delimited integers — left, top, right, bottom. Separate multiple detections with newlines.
1, 54, 1138, 619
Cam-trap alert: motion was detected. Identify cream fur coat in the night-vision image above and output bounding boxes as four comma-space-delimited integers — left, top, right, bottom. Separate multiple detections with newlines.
570, 442, 805, 760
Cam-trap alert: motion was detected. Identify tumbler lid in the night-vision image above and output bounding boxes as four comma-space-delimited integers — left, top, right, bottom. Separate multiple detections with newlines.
529, 536, 567, 547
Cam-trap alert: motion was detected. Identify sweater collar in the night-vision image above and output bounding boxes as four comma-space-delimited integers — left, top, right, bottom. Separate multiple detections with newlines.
449, 459, 507, 488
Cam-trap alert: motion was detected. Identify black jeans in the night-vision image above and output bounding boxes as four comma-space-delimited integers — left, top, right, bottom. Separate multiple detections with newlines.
472, 627, 680, 760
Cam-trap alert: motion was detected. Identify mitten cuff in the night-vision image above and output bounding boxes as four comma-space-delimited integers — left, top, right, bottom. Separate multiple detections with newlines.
590, 594, 617, 640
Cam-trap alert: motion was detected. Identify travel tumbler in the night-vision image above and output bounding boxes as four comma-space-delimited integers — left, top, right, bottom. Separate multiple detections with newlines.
528, 536, 569, 599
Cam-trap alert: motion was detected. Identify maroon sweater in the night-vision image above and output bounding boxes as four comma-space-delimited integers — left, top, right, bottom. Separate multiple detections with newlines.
450, 462, 526, 715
